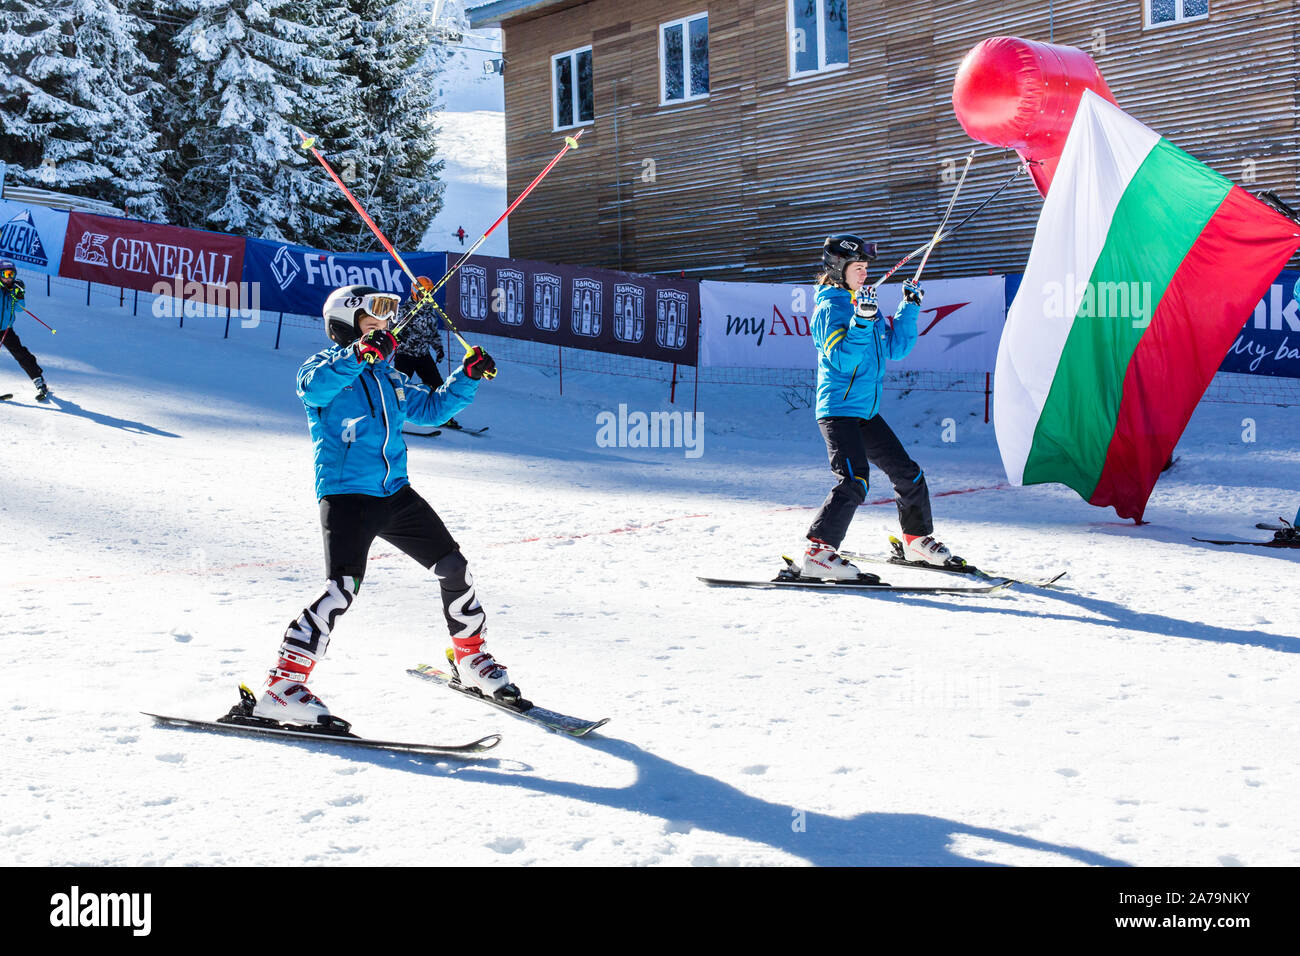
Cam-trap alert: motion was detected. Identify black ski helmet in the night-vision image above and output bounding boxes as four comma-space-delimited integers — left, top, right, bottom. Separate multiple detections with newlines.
322, 284, 400, 345
821, 235, 878, 287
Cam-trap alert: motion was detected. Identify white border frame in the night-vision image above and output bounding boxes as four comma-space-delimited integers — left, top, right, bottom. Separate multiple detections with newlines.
1144, 0, 1209, 29
787, 0, 849, 78
660, 12, 712, 106
551, 45, 594, 131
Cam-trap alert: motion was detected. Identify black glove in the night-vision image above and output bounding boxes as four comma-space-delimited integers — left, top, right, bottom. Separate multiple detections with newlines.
902, 280, 924, 305
852, 286, 878, 323
431, 336, 445, 363
355, 329, 397, 363
463, 345, 496, 380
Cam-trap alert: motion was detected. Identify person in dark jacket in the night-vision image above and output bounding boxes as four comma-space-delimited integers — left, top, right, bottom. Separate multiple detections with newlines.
0, 260, 49, 402
392, 276, 459, 431
799, 235, 954, 579
253, 280, 509, 726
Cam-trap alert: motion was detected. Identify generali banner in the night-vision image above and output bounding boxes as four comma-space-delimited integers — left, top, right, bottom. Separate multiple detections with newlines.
60, 212, 245, 301
440, 253, 700, 366
700, 275, 1008, 372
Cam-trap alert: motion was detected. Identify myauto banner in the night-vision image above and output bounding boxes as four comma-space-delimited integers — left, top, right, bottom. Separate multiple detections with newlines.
700, 275, 1007, 371
60, 212, 245, 302
0, 198, 69, 275
241, 237, 447, 318
439, 254, 700, 366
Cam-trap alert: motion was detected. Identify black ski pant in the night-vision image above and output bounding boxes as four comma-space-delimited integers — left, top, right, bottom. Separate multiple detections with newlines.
281, 485, 483, 658
394, 350, 445, 390
807, 415, 933, 549
1, 327, 43, 380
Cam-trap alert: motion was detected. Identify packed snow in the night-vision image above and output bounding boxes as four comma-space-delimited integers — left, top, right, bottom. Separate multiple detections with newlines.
1, 273, 1297, 867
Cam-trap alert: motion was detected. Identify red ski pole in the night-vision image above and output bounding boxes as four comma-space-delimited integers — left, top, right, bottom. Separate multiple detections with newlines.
20, 304, 56, 334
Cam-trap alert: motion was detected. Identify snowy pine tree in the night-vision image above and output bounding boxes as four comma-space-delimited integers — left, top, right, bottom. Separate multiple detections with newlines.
166, 0, 352, 244
336, 0, 445, 252
0, 0, 167, 219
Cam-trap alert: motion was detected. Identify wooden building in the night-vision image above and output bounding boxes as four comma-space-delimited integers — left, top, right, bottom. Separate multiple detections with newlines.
468, 1, 1300, 282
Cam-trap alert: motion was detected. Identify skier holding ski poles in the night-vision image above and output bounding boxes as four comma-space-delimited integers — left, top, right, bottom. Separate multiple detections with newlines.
0, 259, 50, 402
252, 280, 511, 726
798, 235, 955, 579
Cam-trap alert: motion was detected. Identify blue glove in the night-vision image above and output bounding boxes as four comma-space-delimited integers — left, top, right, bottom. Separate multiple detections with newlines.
902, 280, 924, 305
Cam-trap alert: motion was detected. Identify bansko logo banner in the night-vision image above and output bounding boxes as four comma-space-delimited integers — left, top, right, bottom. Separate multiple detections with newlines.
699, 275, 1007, 371
241, 237, 446, 317
60, 212, 245, 302
1219, 269, 1300, 379
0, 198, 69, 275
439, 253, 699, 366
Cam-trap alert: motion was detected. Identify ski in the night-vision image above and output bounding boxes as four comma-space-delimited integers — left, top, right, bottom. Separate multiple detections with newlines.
443, 422, 489, 435
408, 663, 608, 738
1192, 533, 1299, 549
145, 685, 501, 756
838, 538, 1067, 589
403, 428, 443, 437
0, 393, 12, 401
699, 559, 1012, 595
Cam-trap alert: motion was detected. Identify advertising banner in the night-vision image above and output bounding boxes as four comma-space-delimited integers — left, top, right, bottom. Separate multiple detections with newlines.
439, 254, 699, 366
1218, 270, 1300, 379
60, 212, 245, 303
241, 237, 447, 318
700, 275, 1007, 372
0, 198, 69, 276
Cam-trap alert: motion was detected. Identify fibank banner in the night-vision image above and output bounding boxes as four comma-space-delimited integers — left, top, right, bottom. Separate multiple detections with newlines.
60, 212, 245, 301
0, 198, 69, 275
1218, 270, 1300, 379
438, 253, 700, 366
241, 237, 446, 317
700, 275, 1007, 371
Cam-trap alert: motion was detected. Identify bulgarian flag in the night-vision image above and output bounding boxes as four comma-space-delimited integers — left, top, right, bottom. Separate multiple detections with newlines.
995, 90, 1300, 520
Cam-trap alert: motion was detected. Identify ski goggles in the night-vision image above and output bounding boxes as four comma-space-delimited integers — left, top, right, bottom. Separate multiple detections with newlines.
0, 268, 14, 281
359, 292, 400, 320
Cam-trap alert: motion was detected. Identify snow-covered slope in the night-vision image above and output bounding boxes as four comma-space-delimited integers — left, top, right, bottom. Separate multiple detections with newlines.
1, 277, 1298, 867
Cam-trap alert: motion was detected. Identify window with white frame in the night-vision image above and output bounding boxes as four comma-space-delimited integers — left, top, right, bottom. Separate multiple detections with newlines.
552, 46, 593, 130
1147, 0, 1208, 27
789, 0, 848, 77
661, 13, 709, 104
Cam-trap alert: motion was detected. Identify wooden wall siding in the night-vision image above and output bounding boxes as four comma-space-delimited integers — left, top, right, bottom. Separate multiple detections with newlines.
497, 1, 1300, 283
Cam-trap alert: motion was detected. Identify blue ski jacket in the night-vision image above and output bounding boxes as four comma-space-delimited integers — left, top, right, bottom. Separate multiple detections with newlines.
298, 345, 479, 499
810, 284, 919, 420
1, 280, 26, 333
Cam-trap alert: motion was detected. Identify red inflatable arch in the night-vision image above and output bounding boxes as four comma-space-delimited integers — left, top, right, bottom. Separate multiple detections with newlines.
952, 36, 1119, 197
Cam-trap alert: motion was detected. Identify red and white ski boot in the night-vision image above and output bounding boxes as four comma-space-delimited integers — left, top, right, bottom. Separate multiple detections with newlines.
800, 538, 863, 580
901, 533, 954, 567
449, 639, 521, 703
253, 645, 330, 725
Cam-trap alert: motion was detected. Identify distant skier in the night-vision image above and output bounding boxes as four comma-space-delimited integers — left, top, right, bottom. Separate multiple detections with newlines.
455, 226, 466, 245
252, 280, 512, 726
799, 235, 953, 579
0, 259, 49, 402
393, 276, 459, 430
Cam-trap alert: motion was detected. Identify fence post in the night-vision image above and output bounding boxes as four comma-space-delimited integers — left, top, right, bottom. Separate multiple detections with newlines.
133, 289, 139, 316
984, 371, 991, 424
558, 345, 563, 396
223, 304, 231, 339
670, 362, 678, 404
86, 281, 90, 306
274, 312, 284, 350
46, 274, 50, 296
119, 286, 124, 308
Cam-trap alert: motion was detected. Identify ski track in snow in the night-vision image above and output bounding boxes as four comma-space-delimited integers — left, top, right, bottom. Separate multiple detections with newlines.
2, 276, 1297, 868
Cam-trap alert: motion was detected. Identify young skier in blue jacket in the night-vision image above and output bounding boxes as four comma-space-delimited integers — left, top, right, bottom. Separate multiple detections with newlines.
0, 259, 49, 401
799, 235, 954, 579
253, 281, 511, 726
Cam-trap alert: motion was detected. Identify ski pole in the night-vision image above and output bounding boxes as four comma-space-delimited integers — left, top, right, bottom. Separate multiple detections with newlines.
422, 129, 584, 313
20, 305, 56, 334
910, 150, 974, 284
867, 160, 1030, 292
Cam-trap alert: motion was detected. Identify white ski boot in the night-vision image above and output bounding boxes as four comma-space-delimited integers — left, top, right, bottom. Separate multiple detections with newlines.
448, 645, 520, 702
800, 538, 863, 580
252, 645, 331, 725
901, 534, 954, 567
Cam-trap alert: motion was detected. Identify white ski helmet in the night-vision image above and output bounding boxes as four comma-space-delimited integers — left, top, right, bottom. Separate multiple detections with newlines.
323, 285, 401, 345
